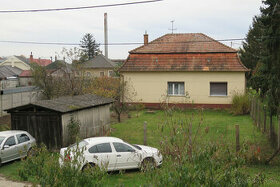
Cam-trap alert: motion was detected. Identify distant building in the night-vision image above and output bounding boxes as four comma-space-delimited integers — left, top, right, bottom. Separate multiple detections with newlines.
0, 53, 52, 70
83, 54, 119, 77
0, 66, 22, 89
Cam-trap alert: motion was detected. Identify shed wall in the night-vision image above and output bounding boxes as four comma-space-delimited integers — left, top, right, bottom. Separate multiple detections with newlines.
61, 105, 111, 147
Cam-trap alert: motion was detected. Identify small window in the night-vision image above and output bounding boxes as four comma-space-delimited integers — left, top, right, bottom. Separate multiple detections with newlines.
108, 70, 115, 77
88, 143, 112, 153
210, 82, 227, 96
100, 72, 105, 77
168, 82, 185, 96
16, 134, 30, 144
86, 72, 91, 77
4, 136, 16, 146
113, 142, 135, 152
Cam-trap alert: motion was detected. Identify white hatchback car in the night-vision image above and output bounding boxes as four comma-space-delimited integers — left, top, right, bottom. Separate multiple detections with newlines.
59, 137, 162, 171
0, 130, 36, 165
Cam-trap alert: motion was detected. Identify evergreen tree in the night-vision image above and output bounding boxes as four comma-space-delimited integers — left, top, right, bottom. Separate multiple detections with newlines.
80, 33, 100, 60
260, 0, 280, 114
252, 0, 280, 115
239, 16, 265, 84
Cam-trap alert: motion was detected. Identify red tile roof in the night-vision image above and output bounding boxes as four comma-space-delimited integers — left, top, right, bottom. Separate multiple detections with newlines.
130, 33, 237, 54
19, 70, 32, 77
30, 58, 52, 66
120, 33, 248, 72
121, 53, 247, 72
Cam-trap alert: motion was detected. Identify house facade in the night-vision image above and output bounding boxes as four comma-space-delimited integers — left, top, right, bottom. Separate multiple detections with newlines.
120, 33, 248, 108
83, 54, 118, 77
0, 53, 51, 71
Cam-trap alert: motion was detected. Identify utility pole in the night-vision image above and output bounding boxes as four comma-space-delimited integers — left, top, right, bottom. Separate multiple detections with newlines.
104, 13, 108, 58
168, 20, 177, 34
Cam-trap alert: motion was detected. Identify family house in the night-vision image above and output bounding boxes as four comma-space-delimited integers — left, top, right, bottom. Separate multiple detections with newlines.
0, 66, 22, 89
83, 54, 118, 77
0, 53, 51, 71
120, 33, 248, 108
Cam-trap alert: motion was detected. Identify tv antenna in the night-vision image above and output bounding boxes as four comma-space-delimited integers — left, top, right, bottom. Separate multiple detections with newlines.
168, 20, 177, 34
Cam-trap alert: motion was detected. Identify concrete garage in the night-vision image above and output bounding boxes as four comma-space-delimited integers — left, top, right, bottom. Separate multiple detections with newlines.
6, 94, 113, 149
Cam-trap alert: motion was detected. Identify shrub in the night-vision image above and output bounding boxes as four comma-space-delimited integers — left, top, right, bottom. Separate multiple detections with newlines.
18, 144, 106, 186
231, 92, 250, 115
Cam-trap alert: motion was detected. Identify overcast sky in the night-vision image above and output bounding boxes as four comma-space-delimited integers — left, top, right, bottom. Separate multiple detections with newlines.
0, 0, 263, 60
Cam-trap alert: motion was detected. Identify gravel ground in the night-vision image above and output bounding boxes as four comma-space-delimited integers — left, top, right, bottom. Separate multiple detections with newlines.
0, 175, 33, 187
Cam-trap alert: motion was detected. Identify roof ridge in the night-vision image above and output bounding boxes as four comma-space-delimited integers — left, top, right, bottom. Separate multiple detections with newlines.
129, 34, 169, 53
199, 33, 237, 52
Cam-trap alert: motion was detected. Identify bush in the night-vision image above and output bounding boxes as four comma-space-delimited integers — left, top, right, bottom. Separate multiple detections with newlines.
18, 144, 106, 186
231, 92, 250, 115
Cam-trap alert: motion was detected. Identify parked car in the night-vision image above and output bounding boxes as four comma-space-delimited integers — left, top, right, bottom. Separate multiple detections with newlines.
59, 137, 162, 171
0, 130, 36, 165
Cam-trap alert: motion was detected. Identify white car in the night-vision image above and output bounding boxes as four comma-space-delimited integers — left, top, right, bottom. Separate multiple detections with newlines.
59, 137, 162, 171
0, 130, 36, 165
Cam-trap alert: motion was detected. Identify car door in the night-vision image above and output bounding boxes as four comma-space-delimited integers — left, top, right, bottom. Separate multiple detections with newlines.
112, 142, 140, 170
16, 133, 31, 157
1, 136, 19, 163
87, 143, 116, 170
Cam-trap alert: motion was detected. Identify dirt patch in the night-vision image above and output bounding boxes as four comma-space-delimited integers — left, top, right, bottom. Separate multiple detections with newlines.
0, 174, 33, 187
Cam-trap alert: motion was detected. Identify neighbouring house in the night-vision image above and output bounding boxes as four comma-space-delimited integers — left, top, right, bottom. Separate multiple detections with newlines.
120, 33, 249, 109
46, 60, 74, 78
6, 94, 113, 149
19, 70, 33, 87
82, 54, 118, 77
0, 66, 22, 90
0, 53, 52, 71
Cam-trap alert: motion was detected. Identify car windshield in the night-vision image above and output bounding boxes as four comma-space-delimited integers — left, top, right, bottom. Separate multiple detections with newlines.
0, 136, 5, 145
132, 144, 142, 150
69, 140, 88, 149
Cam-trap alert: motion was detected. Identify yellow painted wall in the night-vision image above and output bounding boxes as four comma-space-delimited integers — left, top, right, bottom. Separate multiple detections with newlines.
0, 56, 30, 70
122, 72, 246, 104
84, 68, 114, 77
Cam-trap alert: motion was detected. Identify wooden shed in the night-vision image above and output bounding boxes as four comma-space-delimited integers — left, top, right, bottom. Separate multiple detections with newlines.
6, 94, 113, 149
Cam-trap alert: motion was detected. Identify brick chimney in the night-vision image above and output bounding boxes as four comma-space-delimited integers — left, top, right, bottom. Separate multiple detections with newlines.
30, 52, 33, 63
144, 32, 148, 45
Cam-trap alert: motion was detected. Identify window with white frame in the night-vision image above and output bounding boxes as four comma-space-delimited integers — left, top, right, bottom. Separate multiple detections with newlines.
168, 82, 185, 96
108, 70, 115, 77
100, 72, 105, 77
210, 82, 227, 96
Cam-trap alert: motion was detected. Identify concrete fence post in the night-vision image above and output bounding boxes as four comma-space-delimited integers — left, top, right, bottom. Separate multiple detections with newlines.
263, 105, 267, 133
278, 116, 280, 149
144, 121, 147, 145
236, 124, 240, 152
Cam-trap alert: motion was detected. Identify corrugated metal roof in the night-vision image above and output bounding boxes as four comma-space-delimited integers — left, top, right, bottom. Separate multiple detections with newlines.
0, 66, 23, 79
1, 86, 39, 95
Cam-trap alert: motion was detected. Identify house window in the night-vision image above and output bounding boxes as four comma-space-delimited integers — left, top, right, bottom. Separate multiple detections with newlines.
86, 72, 91, 77
168, 82, 185, 96
210, 82, 227, 96
100, 72, 105, 77
108, 70, 115, 77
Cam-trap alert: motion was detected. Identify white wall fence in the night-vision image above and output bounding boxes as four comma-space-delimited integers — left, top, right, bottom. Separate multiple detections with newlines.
0, 86, 42, 117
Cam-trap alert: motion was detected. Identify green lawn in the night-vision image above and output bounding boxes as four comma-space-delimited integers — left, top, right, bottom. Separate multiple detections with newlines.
0, 109, 280, 186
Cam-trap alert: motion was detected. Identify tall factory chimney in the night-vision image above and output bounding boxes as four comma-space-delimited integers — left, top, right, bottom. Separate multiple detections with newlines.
104, 13, 108, 58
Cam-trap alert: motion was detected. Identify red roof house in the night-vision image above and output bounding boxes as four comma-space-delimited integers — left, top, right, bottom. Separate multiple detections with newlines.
120, 33, 248, 108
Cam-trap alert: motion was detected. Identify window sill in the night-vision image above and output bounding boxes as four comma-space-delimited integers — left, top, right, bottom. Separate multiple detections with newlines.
168, 94, 185, 97
209, 95, 228, 97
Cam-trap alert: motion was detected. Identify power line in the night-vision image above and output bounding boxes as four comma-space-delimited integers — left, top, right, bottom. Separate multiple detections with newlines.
0, 38, 246, 46
0, 0, 163, 13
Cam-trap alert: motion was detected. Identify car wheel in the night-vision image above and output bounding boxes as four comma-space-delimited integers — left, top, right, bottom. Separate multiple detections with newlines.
82, 162, 95, 172
141, 158, 156, 172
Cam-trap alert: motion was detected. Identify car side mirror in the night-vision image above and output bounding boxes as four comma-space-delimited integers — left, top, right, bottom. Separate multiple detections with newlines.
3, 145, 9, 150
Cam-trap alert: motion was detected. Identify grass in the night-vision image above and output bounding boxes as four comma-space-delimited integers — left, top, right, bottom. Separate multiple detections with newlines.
0, 109, 280, 186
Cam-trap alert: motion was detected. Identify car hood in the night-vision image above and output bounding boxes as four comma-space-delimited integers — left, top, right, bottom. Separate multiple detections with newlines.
136, 145, 159, 154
